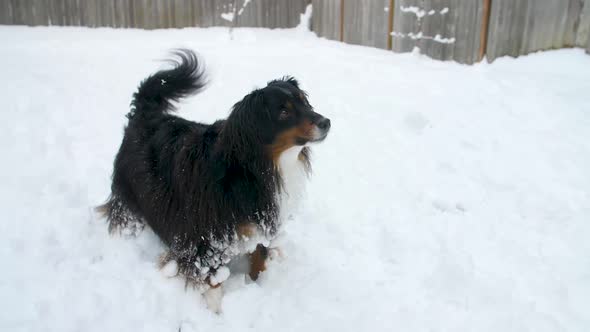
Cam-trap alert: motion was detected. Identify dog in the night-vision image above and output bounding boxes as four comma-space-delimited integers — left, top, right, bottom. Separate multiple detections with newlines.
99, 49, 330, 312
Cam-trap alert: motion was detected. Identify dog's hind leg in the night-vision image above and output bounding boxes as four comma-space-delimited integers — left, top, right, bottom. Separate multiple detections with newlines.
96, 196, 145, 237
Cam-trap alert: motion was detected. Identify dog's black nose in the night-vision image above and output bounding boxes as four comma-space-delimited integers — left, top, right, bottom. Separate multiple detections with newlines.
317, 118, 331, 130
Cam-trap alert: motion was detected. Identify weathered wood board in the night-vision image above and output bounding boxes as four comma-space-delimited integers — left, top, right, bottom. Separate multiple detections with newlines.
311, 0, 341, 41
392, 0, 483, 64
0, 0, 309, 29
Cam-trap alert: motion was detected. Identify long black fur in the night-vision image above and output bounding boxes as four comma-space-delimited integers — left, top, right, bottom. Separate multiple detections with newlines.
100, 49, 329, 284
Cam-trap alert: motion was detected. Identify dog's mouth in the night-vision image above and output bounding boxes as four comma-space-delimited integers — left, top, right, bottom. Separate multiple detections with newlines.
295, 126, 330, 145
310, 131, 329, 143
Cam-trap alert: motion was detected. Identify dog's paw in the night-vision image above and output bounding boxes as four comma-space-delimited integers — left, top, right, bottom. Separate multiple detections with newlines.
203, 286, 223, 314
161, 259, 179, 278
209, 266, 230, 286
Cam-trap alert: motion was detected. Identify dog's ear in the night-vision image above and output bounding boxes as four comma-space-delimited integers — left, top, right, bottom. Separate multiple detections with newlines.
222, 90, 271, 161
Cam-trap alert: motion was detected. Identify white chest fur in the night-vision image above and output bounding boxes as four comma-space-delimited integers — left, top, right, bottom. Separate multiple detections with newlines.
230, 146, 308, 256
276, 146, 308, 223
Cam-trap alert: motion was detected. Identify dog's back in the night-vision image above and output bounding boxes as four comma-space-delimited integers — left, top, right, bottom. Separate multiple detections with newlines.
101, 50, 215, 247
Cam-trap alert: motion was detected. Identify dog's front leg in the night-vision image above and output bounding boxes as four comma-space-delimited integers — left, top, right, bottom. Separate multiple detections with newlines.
248, 244, 269, 281
203, 283, 223, 314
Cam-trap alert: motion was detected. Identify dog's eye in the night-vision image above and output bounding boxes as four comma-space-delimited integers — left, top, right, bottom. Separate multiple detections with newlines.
279, 109, 290, 120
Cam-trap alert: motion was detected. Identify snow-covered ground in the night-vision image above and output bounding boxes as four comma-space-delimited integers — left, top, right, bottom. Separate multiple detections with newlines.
1, 21, 590, 332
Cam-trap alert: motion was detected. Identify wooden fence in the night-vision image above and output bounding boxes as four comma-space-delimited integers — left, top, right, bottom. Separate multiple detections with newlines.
313, 0, 590, 64
0, 0, 310, 29
1, 0, 589, 63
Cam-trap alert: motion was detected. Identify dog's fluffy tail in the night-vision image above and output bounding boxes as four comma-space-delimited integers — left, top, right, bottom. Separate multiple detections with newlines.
129, 49, 207, 118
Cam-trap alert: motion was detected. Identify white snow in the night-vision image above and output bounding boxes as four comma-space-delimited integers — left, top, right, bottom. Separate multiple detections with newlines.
401, 6, 427, 18
392, 31, 455, 44
220, 12, 235, 22
296, 4, 313, 32
1, 23, 590, 332
222, 0, 252, 22
210, 266, 231, 286
433, 34, 456, 44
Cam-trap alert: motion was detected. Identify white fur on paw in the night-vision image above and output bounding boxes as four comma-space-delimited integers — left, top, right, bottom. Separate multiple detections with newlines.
161, 260, 179, 278
203, 286, 223, 314
209, 266, 230, 286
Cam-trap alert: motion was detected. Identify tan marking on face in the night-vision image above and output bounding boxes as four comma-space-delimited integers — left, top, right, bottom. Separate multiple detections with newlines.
285, 101, 293, 109
269, 120, 316, 164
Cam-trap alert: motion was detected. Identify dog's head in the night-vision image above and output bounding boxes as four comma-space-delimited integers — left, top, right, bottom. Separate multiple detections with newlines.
263, 77, 330, 148
225, 77, 331, 161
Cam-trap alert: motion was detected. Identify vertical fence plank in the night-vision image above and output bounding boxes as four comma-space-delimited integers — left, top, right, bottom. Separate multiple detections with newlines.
143, 0, 153, 29
213, 0, 239, 28
80, 0, 91, 27
156, 0, 171, 29
67, 0, 82, 26
132, 0, 144, 28
392, 0, 482, 64
113, 0, 129, 28
342, 0, 389, 49
131, 0, 143, 28
452, 0, 483, 64
146, 0, 159, 29
97, 0, 108, 27
235, 0, 256, 28
107, 0, 117, 27
30, 0, 46, 25
487, 0, 585, 62
419, 0, 444, 60
563, 0, 582, 47
0, 1, 12, 24
577, 1, 590, 48
172, 0, 188, 28
62, 0, 71, 25
193, 0, 215, 27
312, 0, 340, 41
239, 0, 261, 28
392, 0, 421, 53
87, 0, 98, 27
9, 0, 23, 25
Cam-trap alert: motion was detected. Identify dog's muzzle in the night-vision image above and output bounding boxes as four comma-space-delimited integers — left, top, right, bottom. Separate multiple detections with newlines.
312, 117, 331, 142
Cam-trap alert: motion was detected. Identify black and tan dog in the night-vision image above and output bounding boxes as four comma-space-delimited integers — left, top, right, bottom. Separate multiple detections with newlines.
99, 49, 330, 311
